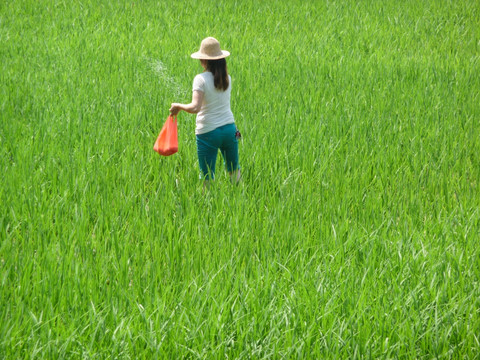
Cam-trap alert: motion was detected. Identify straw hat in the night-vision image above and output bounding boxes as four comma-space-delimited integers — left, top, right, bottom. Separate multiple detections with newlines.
191, 37, 230, 60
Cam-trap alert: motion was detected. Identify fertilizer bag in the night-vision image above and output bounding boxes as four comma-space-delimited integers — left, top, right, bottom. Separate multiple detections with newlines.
154, 115, 178, 156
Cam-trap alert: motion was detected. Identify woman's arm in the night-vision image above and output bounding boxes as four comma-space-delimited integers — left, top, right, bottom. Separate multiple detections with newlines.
170, 90, 204, 115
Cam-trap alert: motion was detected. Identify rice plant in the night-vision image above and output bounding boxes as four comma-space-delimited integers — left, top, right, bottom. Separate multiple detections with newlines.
1, 0, 479, 358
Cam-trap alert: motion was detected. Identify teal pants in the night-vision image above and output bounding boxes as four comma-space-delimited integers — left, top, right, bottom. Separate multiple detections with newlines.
196, 123, 239, 180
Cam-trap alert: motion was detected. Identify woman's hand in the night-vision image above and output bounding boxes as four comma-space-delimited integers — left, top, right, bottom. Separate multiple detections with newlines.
169, 103, 181, 115
170, 91, 203, 115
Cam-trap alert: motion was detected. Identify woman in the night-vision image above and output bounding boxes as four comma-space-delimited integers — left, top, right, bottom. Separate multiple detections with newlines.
169, 37, 241, 187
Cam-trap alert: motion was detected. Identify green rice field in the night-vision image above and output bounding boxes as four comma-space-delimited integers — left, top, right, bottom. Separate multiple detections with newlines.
1, 0, 479, 358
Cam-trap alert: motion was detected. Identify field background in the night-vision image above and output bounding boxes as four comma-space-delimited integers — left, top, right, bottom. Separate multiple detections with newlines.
1, 0, 479, 358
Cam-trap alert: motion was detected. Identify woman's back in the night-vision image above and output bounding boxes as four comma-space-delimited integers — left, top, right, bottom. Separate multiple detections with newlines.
193, 72, 234, 135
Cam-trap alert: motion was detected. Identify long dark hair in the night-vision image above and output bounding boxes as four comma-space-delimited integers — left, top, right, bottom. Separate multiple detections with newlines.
206, 59, 229, 91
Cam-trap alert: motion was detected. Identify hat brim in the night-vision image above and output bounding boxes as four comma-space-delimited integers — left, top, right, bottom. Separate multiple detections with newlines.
190, 50, 230, 60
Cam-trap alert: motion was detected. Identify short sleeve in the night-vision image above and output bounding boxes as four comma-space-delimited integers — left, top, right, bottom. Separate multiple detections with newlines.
192, 74, 205, 92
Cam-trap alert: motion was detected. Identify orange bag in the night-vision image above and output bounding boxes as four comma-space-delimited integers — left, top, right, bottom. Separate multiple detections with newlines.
153, 115, 178, 156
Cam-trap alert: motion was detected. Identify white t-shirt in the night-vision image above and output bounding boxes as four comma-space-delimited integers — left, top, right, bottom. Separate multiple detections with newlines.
192, 72, 235, 135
